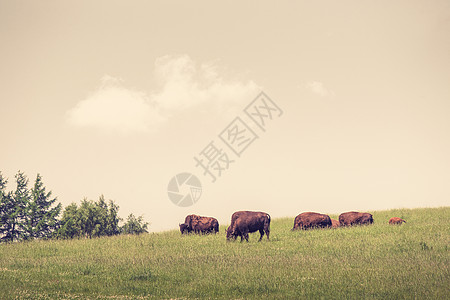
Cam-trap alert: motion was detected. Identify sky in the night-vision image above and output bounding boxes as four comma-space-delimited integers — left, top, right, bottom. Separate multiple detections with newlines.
1, 0, 449, 232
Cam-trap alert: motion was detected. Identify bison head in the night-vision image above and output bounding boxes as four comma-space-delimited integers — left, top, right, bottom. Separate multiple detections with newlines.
362, 214, 374, 225
179, 223, 189, 234
226, 226, 237, 241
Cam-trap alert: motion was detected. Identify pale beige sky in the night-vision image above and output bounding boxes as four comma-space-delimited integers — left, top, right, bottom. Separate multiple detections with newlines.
1, 0, 449, 231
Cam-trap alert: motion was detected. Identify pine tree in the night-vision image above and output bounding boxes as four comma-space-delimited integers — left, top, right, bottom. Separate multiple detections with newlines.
15, 171, 30, 241
0, 172, 13, 241
25, 174, 62, 239
0, 171, 30, 242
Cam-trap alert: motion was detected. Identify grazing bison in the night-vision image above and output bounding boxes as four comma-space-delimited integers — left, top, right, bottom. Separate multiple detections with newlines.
339, 211, 373, 226
331, 219, 340, 228
226, 211, 270, 242
292, 212, 332, 230
180, 214, 219, 234
179, 214, 198, 234
389, 217, 406, 225
179, 223, 191, 234
191, 216, 219, 234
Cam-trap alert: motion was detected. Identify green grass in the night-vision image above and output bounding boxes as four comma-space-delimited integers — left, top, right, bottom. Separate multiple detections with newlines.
0, 207, 449, 299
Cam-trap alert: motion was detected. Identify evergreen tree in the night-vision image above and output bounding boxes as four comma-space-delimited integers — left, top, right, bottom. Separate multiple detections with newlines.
121, 214, 149, 235
24, 174, 62, 239
14, 171, 30, 241
0, 171, 29, 242
0, 172, 13, 241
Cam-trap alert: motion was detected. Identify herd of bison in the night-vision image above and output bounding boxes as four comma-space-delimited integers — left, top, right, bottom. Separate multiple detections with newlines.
179, 211, 407, 242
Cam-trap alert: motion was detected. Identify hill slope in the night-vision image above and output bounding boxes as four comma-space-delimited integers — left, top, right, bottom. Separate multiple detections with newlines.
0, 207, 449, 299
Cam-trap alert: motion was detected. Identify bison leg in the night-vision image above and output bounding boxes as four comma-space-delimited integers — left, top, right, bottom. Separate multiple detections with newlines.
243, 232, 249, 242
258, 229, 264, 241
239, 230, 249, 242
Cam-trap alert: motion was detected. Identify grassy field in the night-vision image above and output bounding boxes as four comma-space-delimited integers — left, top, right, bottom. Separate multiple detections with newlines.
0, 207, 449, 299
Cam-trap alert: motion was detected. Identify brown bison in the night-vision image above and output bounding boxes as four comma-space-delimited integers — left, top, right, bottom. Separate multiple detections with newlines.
184, 214, 198, 229
179, 214, 197, 234
331, 219, 340, 228
292, 212, 332, 230
389, 217, 406, 225
226, 211, 270, 242
179, 214, 219, 234
339, 211, 373, 226
179, 223, 190, 234
191, 216, 219, 234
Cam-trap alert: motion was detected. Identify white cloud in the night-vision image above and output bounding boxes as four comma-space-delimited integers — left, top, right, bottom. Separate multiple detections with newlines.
66, 76, 165, 134
66, 55, 260, 133
305, 81, 334, 97
152, 55, 260, 112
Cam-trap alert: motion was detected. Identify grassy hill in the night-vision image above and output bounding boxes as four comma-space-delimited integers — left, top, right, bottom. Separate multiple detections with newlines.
0, 207, 449, 299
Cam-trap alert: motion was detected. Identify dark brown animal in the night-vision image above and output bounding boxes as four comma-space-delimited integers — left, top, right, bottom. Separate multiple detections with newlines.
331, 219, 340, 228
179, 223, 190, 234
292, 212, 332, 230
389, 217, 406, 225
191, 216, 219, 234
339, 211, 373, 226
184, 214, 199, 230
226, 211, 270, 242
181, 214, 219, 234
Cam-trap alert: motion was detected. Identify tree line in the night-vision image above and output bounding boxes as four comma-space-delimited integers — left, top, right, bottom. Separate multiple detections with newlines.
0, 171, 148, 243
